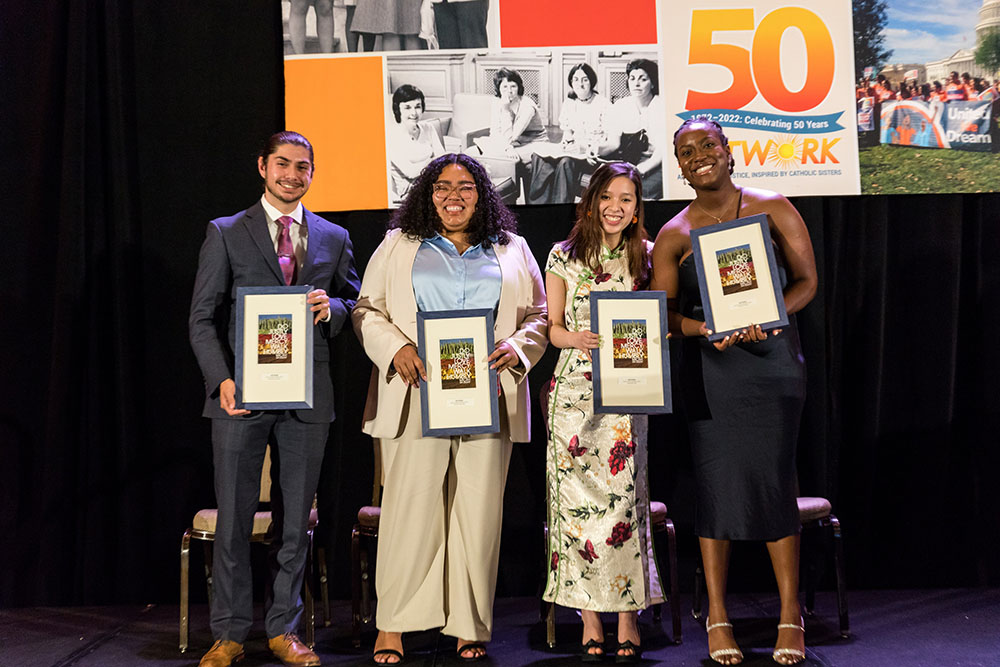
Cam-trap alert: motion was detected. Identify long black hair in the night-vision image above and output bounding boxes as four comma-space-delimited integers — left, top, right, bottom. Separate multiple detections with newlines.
388, 153, 517, 248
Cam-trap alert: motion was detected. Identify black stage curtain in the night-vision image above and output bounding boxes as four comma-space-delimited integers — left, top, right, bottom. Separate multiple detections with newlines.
2, 2, 998, 607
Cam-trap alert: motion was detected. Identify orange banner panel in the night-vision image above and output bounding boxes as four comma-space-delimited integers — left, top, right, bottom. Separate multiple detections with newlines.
284, 57, 387, 212
499, 0, 657, 47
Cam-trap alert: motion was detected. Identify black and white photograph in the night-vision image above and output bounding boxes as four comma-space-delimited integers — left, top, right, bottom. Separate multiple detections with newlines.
282, 0, 492, 55
384, 49, 665, 204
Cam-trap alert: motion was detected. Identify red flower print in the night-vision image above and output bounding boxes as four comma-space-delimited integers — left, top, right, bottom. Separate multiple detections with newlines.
606, 522, 633, 548
578, 539, 599, 563
551, 551, 559, 571
567, 434, 588, 457
594, 272, 612, 284
608, 439, 636, 475
583, 371, 592, 382
549, 376, 556, 390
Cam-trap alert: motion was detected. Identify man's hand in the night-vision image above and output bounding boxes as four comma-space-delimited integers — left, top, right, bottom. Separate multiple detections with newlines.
307, 288, 330, 324
219, 378, 251, 416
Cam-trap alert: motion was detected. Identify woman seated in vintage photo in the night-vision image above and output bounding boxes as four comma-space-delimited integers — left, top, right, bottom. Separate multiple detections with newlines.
599, 59, 665, 199
526, 62, 613, 204
468, 67, 548, 162
387, 84, 445, 201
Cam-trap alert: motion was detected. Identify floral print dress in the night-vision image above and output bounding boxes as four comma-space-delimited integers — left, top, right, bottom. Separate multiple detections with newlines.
543, 242, 663, 612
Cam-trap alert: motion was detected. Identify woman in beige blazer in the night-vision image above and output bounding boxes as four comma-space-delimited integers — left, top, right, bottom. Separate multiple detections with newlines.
352, 153, 547, 664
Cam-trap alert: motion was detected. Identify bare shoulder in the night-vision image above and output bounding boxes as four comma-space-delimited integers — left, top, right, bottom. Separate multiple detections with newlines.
740, 185, 802, 224
653, 206, 693, 249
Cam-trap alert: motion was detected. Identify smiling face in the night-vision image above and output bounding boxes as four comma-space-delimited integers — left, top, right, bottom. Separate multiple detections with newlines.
398, 98, 423, 126
432, 163, 479, 235
674, 122, 732, 188
570, 69, 593, 100
498, 77, 520, 103
258, 143, 313, 211
628, 67, 653, 101
597, 176, 638, 248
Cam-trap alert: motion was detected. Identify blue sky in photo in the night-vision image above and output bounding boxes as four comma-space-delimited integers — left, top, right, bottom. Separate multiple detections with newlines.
883, 0, 985, 64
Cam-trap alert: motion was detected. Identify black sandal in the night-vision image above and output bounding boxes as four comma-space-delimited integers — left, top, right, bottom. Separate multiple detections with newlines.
615, 639, 642, 664
372, 647, 404, 664
581, 638, 605, 663
456, 642, 487, 662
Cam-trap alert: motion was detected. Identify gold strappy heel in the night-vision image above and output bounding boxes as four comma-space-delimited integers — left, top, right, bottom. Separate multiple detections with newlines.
706, 618, 743, 665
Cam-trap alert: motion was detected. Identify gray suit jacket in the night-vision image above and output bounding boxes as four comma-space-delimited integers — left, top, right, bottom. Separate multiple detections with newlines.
189, 201, 360, 422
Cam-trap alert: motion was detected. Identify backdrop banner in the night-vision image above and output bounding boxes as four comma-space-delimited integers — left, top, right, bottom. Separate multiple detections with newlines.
660, 0, 861, 198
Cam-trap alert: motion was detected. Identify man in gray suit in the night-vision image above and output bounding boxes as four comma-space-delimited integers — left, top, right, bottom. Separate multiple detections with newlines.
189, 131, 359, 667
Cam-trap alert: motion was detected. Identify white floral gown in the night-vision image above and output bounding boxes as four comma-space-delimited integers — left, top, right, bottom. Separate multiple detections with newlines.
542, 242, 663, 611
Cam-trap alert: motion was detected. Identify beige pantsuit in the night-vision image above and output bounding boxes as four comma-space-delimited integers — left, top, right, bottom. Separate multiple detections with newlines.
353, 228, 547, 641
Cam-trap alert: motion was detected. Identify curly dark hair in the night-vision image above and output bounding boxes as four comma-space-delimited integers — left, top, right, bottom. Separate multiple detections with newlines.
562, 161, 650, 288
388, 153, 517, 247
673, 115, 735, 175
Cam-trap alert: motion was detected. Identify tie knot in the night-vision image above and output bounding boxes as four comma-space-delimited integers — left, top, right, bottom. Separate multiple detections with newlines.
278, 215, 294, 230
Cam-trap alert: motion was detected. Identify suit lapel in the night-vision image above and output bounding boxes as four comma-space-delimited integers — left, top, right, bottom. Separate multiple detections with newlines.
494, 241, 517, 335
243, 202, 284, 284
299, 209, 321, 285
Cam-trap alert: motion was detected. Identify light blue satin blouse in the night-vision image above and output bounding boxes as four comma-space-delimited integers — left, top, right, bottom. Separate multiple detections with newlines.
411, 234, 502, 313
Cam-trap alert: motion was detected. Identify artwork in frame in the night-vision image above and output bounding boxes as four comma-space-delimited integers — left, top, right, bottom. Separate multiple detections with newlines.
689, 213, 789, 341
234, 285, 314, 410
416, 309, 500, 437
589, 291, 672, 414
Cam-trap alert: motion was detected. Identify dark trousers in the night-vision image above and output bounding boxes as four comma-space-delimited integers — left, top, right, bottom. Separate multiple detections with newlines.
433, 1, 488, 49
210, 412, 328, 642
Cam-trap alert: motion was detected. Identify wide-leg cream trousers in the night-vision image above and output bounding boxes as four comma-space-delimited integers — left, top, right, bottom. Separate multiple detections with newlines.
375, 398, 513, 642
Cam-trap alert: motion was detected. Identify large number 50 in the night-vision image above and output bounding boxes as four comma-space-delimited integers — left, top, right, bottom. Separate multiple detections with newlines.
685, 7, 835, 113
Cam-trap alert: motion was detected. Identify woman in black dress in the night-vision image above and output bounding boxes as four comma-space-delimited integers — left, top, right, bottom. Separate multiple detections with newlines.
650, 117, 817, 665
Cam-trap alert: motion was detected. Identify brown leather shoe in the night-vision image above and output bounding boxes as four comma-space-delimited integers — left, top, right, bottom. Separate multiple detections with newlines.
268, 633, 321, 666
198, 639, 244, 667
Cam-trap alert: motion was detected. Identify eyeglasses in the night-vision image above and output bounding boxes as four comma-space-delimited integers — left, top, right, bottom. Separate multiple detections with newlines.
432, 183, 477, 200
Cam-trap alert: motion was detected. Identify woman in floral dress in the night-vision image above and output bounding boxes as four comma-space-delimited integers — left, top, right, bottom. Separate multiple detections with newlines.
543, 161, 662, 662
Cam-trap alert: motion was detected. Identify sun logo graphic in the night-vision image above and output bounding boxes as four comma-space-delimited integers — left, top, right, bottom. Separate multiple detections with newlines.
730, 134, 840, 168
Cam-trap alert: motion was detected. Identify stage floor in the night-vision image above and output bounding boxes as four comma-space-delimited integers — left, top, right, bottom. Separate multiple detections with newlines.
1, 589, 998, 666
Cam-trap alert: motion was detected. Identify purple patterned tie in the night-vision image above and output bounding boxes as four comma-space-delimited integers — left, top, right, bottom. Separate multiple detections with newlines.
277, 216, 297, 285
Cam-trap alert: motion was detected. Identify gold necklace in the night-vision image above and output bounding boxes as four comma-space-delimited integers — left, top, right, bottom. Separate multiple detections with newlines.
694, 187, 741, 224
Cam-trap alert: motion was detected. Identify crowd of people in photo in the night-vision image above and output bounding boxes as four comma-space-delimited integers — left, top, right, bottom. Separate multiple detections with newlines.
285, 0, 488, 54
857, 69, 1000, 151
857, 71, 999, 103
388, 58, 666, 205
189, 116, 817, 667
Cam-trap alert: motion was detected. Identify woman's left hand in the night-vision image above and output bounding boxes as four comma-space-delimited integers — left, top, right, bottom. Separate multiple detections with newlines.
488, 340, 520, 372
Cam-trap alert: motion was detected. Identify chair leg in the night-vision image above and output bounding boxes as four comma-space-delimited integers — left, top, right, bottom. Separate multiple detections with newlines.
304, 530, 315, 649
202, 541, 214, 608
317, 546, 332, 628
545, 601, 556, 649
351, 526, 362, 648
692, 562, 704, 621
830, 515, 850, 638
180, 530, 191, 653
804, 523, 818, 616
665, 519, 682, 643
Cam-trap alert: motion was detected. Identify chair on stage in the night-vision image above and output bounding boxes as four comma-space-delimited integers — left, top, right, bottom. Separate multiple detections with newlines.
539, 380, 683, 647
350, 437, 383, 647
179, 446, 330, 652
691, 496, 850, 638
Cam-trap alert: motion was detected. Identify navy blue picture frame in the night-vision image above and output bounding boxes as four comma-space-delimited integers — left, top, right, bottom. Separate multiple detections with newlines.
590, 290, 672, 415
689, 213, 789, 342
235, 285, 314, 410
417, 308, 500, 437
